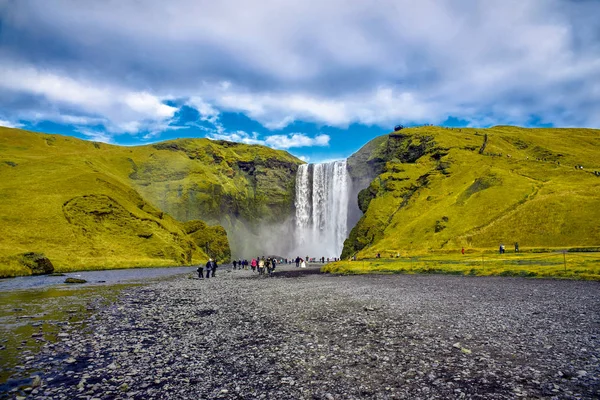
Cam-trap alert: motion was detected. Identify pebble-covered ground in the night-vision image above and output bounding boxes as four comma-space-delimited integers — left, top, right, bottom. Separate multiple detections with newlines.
4, 265, 600, 399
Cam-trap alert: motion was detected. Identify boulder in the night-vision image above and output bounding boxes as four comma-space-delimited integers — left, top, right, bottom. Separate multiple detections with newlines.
20, 252, 54, 275
65, 278, 87, 284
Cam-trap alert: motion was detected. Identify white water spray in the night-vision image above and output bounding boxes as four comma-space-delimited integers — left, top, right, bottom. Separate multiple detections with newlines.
293, 160, 350, 258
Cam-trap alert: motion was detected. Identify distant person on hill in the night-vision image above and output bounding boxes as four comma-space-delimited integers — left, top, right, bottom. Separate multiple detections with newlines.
211, 259, 218, 277
514, 242, 519, 253
461, 247, 465, 255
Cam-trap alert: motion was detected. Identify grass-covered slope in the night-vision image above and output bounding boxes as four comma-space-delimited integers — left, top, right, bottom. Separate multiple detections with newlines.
1, 127, 304, 276
127, 138, 302, 255
343, 126, 600, 259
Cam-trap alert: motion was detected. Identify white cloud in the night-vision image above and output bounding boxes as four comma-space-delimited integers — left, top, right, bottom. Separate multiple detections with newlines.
77, 129, 113, 144
207, 130, 265, 146
264, 133, 330, 149
205, 129, 330, 150
0, 63, 177, 134
0, 119, 23, 129
1, 0, 599, 135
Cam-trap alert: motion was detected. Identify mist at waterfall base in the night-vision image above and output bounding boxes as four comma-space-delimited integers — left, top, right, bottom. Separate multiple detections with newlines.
227, 160, 359, 260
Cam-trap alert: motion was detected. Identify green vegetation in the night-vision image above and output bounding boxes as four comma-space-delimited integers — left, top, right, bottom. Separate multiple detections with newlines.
0, 127, 301, 277
343, 126, 600, 270
323, 251, 600, 280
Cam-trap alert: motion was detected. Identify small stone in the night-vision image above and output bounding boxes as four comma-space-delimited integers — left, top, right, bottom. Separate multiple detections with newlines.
119, 383, 129, 392
66, 357, 77, 364
31, 375, 42, 387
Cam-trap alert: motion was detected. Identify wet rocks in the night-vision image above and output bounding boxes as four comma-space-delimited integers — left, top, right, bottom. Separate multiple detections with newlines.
4, 267, 600, 399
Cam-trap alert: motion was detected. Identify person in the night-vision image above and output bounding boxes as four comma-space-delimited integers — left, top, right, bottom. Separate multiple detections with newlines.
300, 258, 306, 269
461, 247, 465, 255
271, 257, 277, 272
213, 259, 219, 277
204, 259, 213, 279
233, 260, 237, 270
258, 257, 265, 275
514, 242, 519, 253
197, 264, 204, 279
376, 253, 381, 258
251, 258, 257, 272
295, 256, 300, 268
266, 257, 274, 276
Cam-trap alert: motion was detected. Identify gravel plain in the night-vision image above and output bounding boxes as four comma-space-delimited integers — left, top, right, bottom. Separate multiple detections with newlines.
4, 265, 600, 399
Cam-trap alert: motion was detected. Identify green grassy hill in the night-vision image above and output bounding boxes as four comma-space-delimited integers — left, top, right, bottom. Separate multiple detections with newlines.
343, 126, 600, 259
0, 127, 301, 277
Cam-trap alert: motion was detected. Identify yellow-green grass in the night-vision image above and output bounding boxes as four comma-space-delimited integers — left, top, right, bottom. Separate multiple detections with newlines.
323, 250, 600, 280
344, 126, 600, 259
0, 125, 301, 277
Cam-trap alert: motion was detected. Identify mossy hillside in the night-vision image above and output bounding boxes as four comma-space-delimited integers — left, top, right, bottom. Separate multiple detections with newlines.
343, 126, 600, 259
0, 127, 219, 277
183, 220, 231, 262
126, 138, 302, 255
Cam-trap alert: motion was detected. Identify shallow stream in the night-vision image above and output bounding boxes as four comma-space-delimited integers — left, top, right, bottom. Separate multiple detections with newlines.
0, 266, 197, 391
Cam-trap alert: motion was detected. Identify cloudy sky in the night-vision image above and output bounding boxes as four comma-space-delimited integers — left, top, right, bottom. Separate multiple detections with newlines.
1, 0, 599, 162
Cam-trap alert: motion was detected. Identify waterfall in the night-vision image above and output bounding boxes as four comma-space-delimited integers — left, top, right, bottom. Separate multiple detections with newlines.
294, 160, 350, 258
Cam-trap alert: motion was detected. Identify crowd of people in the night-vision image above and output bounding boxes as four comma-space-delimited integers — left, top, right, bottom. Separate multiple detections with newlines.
196, 255, 340, 280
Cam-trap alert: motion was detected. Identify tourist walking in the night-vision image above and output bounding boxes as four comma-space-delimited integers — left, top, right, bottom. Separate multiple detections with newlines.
300, 258, 306, 269
211, 259, 218, 277
251, 258, 257, 272
258, 257, 265, 275
295, 256, 300, 268
233, 260, 237, 270
204, 259, 213, 279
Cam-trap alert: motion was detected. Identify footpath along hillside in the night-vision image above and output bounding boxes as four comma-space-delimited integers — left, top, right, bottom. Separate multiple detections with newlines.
5, 264, 599, 399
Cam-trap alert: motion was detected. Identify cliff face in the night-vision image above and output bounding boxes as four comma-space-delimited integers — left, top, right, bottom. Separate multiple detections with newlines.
342, 126, 600, 258
0, 128, 301, 276
126, 138, 302, 256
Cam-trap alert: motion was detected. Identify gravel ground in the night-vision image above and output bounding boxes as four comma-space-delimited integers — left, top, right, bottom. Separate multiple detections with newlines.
4, 265, 600, 399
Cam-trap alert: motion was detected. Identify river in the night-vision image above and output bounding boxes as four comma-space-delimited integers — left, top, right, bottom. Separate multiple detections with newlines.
0, 266, 199, 390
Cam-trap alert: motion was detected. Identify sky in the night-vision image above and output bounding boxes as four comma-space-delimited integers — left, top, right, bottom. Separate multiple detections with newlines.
0, 0, 599, 163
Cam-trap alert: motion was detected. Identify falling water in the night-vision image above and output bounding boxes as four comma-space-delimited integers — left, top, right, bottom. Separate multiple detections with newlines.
294, 160, 350, 258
